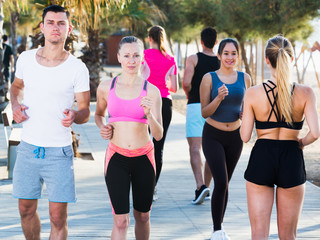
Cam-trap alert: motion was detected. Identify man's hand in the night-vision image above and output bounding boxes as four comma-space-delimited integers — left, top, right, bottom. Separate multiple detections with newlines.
62, 109, 76, 127
12, 104, 28, 123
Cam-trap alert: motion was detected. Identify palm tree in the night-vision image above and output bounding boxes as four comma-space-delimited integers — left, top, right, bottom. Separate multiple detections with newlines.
3, 0, 29, 65
107, 0, 165, 47
63, 0, 124, 99
14, 0, 124, 98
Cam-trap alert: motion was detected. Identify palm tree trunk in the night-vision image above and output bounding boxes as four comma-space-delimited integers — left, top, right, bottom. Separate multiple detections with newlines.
11, 11, 19, 65
80, 27, 101, 99
0, 0, 4, 86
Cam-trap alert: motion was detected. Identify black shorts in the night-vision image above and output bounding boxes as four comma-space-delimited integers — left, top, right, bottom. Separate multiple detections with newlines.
244, 139, 306, 188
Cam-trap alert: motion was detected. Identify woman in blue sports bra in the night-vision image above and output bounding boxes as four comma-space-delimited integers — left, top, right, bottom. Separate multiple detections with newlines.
200, 38, 251, 240
95, 36, 163, 240
240, 35, 319, 239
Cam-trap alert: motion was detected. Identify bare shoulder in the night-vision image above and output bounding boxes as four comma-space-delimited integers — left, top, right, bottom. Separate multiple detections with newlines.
202, 72, 212, 82
147, 82, 161, 98
97, 78, 112, 96
293, 83, 315, 100
294, 83, 313, 94
186, 54, 198, 66
243, 72, 252, 87
245, 84, 264, 99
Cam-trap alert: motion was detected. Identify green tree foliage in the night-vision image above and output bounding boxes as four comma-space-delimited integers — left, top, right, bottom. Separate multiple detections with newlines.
152, 0, 188, 45
106, 0, 165, 46
184, 0, 320, 77
251, 0, 320, 40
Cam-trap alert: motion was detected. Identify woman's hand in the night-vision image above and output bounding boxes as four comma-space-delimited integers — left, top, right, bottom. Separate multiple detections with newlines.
217, 84, 228, 101
100, 124, 114, 140
298, 138, 305, 150
140, 96, 153, 117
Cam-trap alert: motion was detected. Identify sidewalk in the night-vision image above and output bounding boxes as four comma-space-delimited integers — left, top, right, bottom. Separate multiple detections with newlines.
0, 103, 320, 239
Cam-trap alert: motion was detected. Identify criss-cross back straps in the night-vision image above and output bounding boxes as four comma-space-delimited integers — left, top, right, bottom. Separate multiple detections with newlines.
262, 80, 282, 122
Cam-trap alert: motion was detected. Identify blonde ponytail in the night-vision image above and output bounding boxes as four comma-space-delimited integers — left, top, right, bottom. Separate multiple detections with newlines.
265, 35, 294, 124
276, 48, 293, 123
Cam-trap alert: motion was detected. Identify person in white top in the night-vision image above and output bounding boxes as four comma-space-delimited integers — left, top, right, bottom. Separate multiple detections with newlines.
10, 5, 90, 240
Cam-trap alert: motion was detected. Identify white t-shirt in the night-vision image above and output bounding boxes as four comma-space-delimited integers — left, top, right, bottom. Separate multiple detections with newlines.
15, 48, 90, 147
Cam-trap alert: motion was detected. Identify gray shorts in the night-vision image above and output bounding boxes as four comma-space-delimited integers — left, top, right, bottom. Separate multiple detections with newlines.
13, 141, 76, 202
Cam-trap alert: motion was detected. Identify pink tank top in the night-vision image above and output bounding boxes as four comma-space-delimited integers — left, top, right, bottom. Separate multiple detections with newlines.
107, 77, 148, 124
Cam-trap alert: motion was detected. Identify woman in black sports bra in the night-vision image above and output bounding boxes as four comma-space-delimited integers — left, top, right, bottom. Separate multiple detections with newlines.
240, 35, 319, 239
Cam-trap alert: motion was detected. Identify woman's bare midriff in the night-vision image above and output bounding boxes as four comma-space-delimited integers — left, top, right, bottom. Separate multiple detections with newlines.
256, 128, 300, 141
110, 121, 151, 149
206, 117, 241, 131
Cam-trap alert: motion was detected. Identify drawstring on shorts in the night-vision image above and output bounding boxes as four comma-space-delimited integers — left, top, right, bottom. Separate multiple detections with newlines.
33, 146, 46, 159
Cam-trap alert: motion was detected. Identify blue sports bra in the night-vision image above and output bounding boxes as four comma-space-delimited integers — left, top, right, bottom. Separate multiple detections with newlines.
255, 80, 304, 130
210, 71, 246, 122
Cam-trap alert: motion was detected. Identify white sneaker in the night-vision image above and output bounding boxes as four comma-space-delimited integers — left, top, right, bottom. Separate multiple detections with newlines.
223, 231, 230, 240
205, 191, 211, 200
211, 229, 230, 240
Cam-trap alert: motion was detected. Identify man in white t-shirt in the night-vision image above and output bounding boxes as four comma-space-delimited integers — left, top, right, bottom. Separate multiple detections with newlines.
10, 5, 90, 240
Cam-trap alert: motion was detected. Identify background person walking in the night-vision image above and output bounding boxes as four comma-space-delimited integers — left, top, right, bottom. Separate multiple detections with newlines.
182, 27, 220, 205
2, 34, 14, 85
142, 25, 178, 200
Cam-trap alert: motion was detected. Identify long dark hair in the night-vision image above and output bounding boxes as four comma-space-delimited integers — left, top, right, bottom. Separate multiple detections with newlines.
148, 25, 170, 57
217, 38, 239, 56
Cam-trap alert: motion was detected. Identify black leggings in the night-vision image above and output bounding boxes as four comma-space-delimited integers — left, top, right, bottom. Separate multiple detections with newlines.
202, 122, 243, 231
153, 98, 172, 184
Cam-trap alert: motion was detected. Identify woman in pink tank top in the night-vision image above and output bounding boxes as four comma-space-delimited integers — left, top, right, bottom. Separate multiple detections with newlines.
95, 36, 163, 240
142, 26, 178, 199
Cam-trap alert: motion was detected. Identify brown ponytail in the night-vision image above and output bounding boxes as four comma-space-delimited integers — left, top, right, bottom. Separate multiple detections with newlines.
148, 25, 170, 57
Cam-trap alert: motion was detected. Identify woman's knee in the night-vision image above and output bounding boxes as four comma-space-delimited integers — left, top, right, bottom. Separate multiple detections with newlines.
214, 179, 228, 193
114, 215, 130, 230
134, 211, 150, 224
251, 231, 269, 240
278, 227, 297, 240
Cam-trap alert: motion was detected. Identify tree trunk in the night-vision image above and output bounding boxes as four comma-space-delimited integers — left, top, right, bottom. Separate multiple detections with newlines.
17, 35, 27, 54
239, 40, 252, 76
0, 0, 4, 86
184, 41, 189, 68
80, 27, 101, 100
254, 40, 258, 85
293, 45, 301, 83
195, 38, 200, 52
167, 33, 174, 56
11, 11, 19, 66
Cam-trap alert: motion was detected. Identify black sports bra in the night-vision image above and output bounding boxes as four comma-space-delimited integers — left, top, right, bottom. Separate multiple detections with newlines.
255, 80, 304, 130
